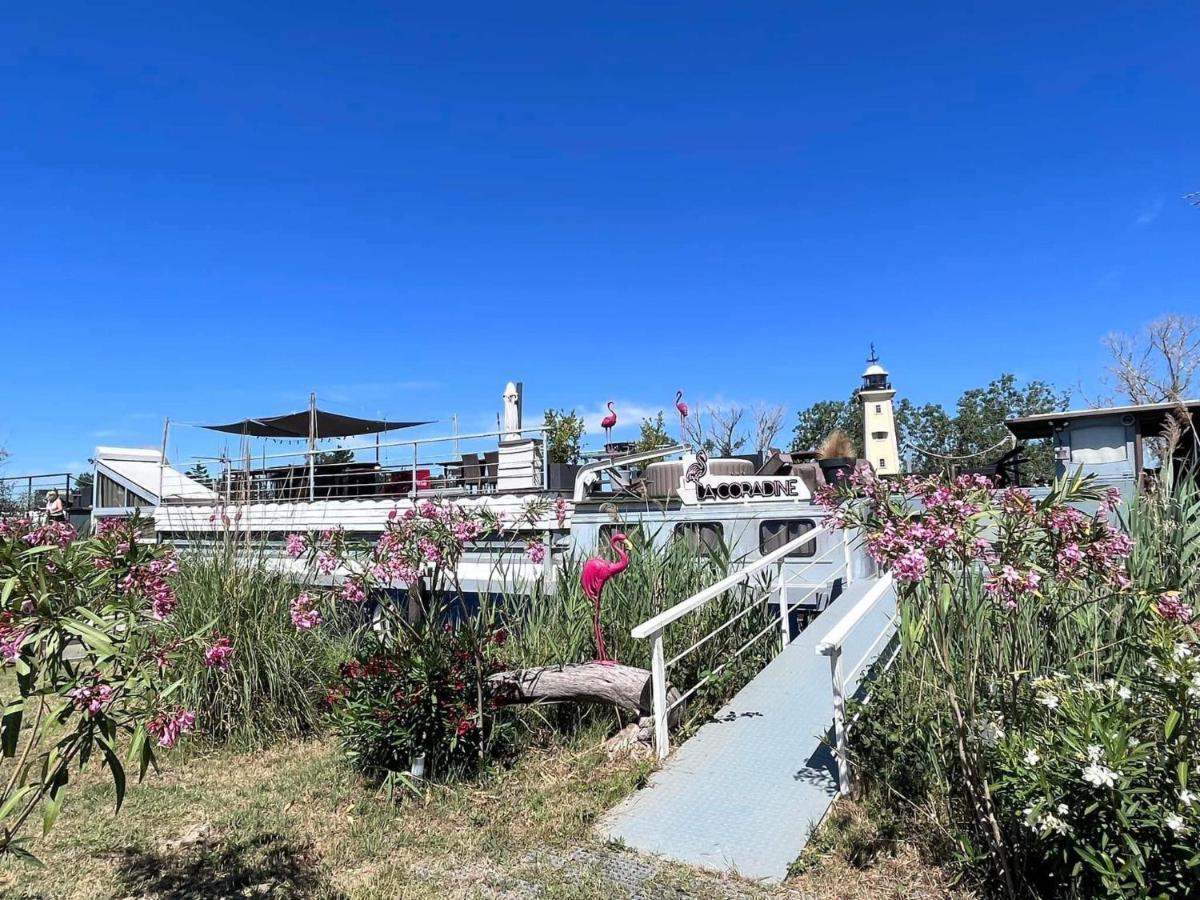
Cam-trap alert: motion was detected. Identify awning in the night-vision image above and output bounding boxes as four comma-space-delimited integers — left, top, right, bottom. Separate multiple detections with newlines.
202, 408, 432, 440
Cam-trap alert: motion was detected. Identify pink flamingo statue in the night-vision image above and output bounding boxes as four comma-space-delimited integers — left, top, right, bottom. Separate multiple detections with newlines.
675, 390, 689, 444
581, 532, 630, 664
600, 401, 617, 449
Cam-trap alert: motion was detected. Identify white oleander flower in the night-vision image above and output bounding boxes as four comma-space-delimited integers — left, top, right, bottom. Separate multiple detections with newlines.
1174, 642, 1194, 661
1038, 693, 1060, 710
1117, 685, 1132, 701
1165, 813, 1187, 835
1086, 744, 1103, 763
1181, 789, 1196, 807
1024, 749, 1041, 766
1081, 763, 1117, 788
1056, 803, 1070, 816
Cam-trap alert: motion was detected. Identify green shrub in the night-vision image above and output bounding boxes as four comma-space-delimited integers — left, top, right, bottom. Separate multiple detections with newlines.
170, 541, 352, 746
327, 597, 513, 782
829, 469, 1199, 897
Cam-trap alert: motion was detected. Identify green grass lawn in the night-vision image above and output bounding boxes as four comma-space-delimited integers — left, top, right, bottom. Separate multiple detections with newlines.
0, 731, 964, 899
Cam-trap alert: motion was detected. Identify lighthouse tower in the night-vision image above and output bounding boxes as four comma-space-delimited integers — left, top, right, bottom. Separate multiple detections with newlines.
859, 346, 900, 476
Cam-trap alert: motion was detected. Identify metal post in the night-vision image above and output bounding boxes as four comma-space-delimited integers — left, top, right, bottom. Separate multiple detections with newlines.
842, 527, 854, 585
829, 646, 850, 795
412, 443, 419, 498
650, 629, 669, 759
542, 427, 549, 491
777, 559, 790, 649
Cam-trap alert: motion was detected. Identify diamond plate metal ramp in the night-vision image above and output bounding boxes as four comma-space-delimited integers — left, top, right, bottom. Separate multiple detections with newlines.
600, 577, 897, 883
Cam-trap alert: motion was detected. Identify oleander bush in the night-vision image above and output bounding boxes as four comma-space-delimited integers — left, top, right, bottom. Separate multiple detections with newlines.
826, 468, 1199, 897
0, 515, 226, 860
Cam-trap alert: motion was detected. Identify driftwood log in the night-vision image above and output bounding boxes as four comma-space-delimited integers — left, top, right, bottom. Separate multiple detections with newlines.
487, 663, 682, 739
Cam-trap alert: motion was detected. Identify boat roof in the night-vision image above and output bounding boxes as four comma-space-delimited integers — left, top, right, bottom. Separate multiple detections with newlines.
1006, 399, 1200, 439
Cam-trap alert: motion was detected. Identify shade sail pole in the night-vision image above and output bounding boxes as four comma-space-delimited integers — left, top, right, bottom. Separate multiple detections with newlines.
308, 392, 317, 502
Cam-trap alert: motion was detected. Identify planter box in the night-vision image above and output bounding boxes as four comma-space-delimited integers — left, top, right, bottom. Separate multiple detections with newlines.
547, 463, 581, 492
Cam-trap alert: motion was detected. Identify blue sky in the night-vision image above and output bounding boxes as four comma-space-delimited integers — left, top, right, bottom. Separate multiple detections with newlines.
1, 2, 1197, 475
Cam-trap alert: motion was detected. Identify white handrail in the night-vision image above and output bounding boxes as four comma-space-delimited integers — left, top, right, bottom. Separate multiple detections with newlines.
631, 523, 831, 640
816, 571, 894, 656
816, 570, 896, 796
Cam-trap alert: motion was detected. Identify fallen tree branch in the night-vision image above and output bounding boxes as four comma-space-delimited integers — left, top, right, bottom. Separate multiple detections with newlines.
487, 663, 682, 733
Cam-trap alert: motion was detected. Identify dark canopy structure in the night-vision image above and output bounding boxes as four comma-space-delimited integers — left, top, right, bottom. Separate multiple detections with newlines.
203, 408, 431, 440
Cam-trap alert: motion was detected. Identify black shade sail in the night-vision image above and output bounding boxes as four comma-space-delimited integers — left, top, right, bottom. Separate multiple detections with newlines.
203, 408, 432, 440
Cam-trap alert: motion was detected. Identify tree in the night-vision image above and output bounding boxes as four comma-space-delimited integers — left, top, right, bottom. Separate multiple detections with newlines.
634, 412, 672, 454
752, 403, 787, 453
707, 405, 747, 457
543, 409, 585, 464
791, 398, 860, 454
1103, 314, 1200, 404
74, 472, 93, 489
185, 462, 210, 487
315, 447, 354, 465
791, 374, 1067, 482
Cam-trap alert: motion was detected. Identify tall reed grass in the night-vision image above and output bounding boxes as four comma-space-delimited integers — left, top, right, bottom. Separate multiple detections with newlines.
170, 539, 354, 746
498, 530, 779, 734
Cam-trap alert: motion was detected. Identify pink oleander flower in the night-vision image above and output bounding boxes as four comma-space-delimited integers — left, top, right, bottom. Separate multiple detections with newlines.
893, 548, 928, 583
1156, 592, 1192, 624
290, 592, 323, 631
452, 520, 480, 543
526, 541, 547, 565
316, 549, 338, 575
417, 537, 443, 565
147, 708, 196, 748
203, 636, 236, 671
1056, 541, 1084, 576
0, 629, 27, 664
285, 532, 307, 557
341, 577, 367, 604
68, 683, 116, 718
555, 496, 568, 528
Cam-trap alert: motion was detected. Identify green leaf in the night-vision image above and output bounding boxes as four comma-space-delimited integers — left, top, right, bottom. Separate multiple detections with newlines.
61, 619, 117, 657
0, 576, 16, 607
1165, 708, 1181, 740
1, 707, 23, 758
1179, 760, 1189, 790
41, 767, 69, 836
3, 839, 44, 866
0, 786, 33, 822
101, 742, 126, 813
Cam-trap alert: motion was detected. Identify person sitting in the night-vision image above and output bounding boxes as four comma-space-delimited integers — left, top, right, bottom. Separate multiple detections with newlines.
45, 490, 66, 523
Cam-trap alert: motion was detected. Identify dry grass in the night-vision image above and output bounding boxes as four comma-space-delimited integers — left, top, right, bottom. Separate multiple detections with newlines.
0, 736, 965, 899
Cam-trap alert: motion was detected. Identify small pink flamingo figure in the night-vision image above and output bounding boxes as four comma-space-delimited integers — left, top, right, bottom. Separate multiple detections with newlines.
675, 390, 689, 443
600, 401, 617, 448
581, 532, 630, 664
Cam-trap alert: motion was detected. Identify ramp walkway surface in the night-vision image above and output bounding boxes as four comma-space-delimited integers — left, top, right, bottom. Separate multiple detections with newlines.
601, 577, 897, 883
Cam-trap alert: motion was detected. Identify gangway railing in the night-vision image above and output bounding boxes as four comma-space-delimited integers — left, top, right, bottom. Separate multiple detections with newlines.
816, 572, 898, 795
630, 522, 856, 759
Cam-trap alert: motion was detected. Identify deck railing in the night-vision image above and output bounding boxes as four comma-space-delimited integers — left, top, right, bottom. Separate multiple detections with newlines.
815, 572, 898, 795
169, 426, 551, 505
0, 473, 80, 516
630, 522, 855, 759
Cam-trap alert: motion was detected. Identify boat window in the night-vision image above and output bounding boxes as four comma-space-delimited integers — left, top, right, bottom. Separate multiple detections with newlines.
672, 522, 724, 557
598, 524, 645, 548
875, 404, 881, 414
758, 519, 816, 557
872, 431, 887, 440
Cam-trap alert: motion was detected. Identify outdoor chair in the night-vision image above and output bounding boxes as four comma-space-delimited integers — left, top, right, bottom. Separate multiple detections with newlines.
460, 453, 482, 492
481, 451, 499, 492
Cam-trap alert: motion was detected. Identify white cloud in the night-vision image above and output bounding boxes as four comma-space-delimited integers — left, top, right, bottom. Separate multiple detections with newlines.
1135, 196, 1164, 227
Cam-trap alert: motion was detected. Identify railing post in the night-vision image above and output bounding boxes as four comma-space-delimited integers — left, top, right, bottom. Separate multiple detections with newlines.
841, 527, 854, 585
650, 628, 669, 759
412, 443, 419, 498
777, 559, 789, 649
828, 646, 850, 796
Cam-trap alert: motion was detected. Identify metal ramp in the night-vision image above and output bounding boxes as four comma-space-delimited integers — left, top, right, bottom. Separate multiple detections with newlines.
601, 576, 897, 883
